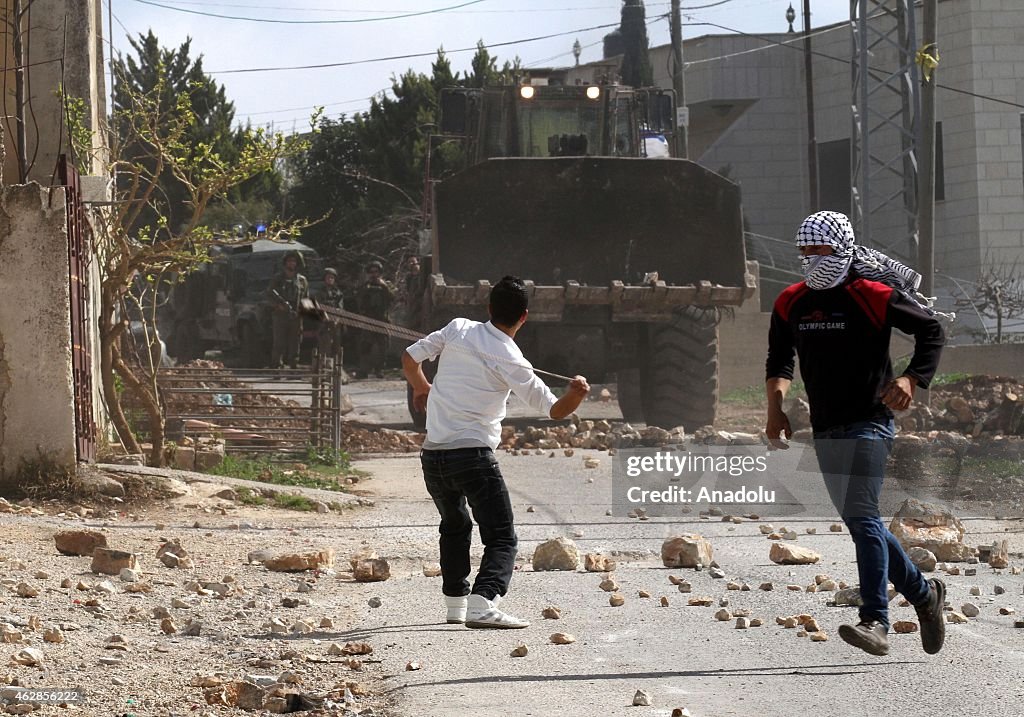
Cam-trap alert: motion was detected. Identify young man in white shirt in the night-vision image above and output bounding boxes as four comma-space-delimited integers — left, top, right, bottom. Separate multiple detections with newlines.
402, 276, 590, 628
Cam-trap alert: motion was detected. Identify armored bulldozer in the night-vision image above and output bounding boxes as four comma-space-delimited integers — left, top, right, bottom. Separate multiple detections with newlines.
410, 83, 756, 429
166, 239, 324, 367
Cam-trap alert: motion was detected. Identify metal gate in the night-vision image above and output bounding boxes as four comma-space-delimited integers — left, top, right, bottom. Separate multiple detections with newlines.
58, 155, 97, 462
159, 360, 344, 461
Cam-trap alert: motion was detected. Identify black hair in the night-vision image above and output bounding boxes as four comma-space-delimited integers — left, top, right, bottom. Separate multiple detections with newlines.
489, 275, 529, 327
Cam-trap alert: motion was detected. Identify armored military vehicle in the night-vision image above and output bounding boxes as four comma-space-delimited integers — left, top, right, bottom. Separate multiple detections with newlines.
166, 239, 324, 366
408, 82, 756, 429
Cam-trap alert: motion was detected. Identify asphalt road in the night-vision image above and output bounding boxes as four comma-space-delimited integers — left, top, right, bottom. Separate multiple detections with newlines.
343, 452, 1024, 717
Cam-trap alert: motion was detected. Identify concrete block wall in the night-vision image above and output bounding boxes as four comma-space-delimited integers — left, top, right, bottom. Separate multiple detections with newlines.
0, 183, 76, 480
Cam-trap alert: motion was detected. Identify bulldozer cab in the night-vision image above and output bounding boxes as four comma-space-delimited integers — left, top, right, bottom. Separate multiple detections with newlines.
439, 84, 677, 164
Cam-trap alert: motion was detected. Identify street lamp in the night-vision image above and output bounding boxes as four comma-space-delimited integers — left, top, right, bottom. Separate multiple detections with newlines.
786, 3, 796, 32
573, 39, 582, 66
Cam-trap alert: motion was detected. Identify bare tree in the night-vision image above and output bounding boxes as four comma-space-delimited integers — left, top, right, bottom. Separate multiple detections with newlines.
956, 260, 1024, 344
67, 68, 312, 466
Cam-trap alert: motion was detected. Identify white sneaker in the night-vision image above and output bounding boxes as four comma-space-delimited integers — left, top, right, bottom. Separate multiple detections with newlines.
464, 594, 530, 629
444, 595, 468, 624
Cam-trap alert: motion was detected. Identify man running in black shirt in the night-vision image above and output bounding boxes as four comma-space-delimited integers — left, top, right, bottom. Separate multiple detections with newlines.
765, 211, 947, 657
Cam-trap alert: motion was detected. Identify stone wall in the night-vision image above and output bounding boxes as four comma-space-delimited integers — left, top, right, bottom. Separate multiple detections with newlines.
0, 183, 75, 481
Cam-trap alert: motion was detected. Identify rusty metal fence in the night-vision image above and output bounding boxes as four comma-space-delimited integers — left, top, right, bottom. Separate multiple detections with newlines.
59, 155, 97, 462
159, 359, 344, 461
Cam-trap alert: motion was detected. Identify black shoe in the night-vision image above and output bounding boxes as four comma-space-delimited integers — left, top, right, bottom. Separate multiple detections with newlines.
915, 577, 946, 654
838, 620, 889, 656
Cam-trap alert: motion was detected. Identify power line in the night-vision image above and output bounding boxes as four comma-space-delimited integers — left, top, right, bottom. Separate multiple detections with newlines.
680, 0, 735, 8
239, 93, 385, 118
207, 22, 620, 75
139, 0, 645, 14
131, 0, 490, 24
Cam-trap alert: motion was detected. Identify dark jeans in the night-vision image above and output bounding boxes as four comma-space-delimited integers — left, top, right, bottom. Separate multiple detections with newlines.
420, 447, 517, 601
813, 418, 929, 628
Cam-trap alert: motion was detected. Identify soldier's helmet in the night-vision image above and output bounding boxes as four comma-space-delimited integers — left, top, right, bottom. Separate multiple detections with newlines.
324, 267, 338, 277
282, 250, 304, 268
366, 260, 383, 272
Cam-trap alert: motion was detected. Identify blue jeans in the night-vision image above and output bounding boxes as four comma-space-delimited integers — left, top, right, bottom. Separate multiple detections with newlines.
813, 418, 929, 628
420, 447, 518, 601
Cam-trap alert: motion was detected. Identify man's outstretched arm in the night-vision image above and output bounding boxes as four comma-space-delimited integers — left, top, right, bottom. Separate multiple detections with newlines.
402, 350, 431, 413
550, 377, 590, 420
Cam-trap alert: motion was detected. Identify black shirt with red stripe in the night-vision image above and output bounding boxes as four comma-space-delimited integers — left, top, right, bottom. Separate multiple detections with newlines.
766, 275, 945, 432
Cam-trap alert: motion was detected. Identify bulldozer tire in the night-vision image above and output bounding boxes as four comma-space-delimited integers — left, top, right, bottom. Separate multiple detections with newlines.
616, 368, 645, 423
640, 307, 720, 430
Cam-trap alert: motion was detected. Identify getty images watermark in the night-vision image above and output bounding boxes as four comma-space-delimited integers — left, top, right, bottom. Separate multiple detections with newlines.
611, 442, 857, 519
621, 451, 773, 506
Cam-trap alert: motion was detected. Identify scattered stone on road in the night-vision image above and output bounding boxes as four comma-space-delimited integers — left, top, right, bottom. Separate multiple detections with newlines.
91, 548, 138, 576
532, 537, 580, 571
54, 529, 107, 556
661, 535, 713, 568
422, 564, 442, 577
889, 498, 974, 562
893, 621, 918, 634
769, 543, 821, 565
908, 547, 938, 572
584, 553, 616, 572
263, 549, 335, 572
961, 603, 980, 618
609, 593, 625, 607
632, 690, 653, 707
542, 606, 562, 619
353, 558, 391, 583
550, 633, 576, 645
510, 644, 529, 658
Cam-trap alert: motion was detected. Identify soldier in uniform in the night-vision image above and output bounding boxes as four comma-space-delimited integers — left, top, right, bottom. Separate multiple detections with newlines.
315, 267, 345, 360
267, 251, 309, 369
355, 260, 394, 378
397, 255, 423, 329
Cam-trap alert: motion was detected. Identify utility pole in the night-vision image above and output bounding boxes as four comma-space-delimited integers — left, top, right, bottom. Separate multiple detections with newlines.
918, 0, 938, 297
802, 0, 818, 210
12, 0, 29, 182
670, 0, 688, 158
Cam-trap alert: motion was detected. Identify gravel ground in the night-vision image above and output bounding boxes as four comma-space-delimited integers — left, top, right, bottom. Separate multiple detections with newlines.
0, 445, 1020, 717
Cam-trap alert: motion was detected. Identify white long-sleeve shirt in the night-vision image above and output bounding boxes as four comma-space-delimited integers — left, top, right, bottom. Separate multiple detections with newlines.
406, 318, 558, 450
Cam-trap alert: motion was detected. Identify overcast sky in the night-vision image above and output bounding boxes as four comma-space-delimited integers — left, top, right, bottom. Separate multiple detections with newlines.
110, 0, 851, 131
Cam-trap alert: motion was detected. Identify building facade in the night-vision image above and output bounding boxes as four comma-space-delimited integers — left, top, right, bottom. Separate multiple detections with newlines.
554, 0, 1024, 326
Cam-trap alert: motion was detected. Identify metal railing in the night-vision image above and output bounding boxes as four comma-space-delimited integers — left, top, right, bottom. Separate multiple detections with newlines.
159, 358, 344, 461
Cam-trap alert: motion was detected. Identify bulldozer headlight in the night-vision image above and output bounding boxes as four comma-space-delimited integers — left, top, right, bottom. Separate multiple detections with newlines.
520, 85, 535, 100
586, 86, 601, 100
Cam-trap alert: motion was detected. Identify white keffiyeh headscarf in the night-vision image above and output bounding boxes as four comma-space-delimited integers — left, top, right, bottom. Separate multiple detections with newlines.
795, 211, 951, 318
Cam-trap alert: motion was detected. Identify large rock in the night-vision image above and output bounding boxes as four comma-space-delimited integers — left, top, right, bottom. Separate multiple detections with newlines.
661, 535, 713, 568
769, 543, 821, 565
78, 472, 126, 498
91, 549, 138, 575
263, 549, 335, 572
889, 498, 975, 562
532, 538, 580, 571
54, 530, 107, 556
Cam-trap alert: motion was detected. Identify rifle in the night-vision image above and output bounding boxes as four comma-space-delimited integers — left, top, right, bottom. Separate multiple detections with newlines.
270, 289, 297, 316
